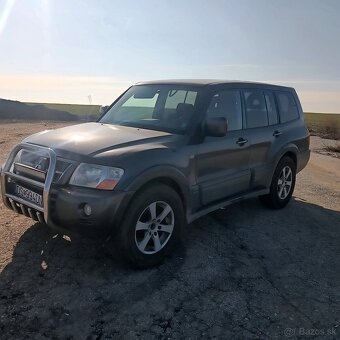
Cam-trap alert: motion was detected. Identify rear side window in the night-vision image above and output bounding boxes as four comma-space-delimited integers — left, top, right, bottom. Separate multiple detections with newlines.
264, 91, 278, 125
206, 90, 242, 131
244, 90, 268, 128
276, 92, 299, 123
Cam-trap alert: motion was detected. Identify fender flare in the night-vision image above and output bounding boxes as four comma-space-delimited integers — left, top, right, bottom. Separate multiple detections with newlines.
124, 165, 191, 206
274, 144, 298, 167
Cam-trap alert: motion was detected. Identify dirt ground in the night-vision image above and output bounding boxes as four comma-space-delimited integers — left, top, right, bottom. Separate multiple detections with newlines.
0, 121, 339, 339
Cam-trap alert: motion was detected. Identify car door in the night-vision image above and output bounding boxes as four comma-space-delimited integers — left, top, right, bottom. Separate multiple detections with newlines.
242, 89, 283, 189
195, 89, 251, 206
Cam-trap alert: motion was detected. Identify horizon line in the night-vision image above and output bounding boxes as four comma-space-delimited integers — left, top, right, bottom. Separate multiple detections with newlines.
2, 97, 339, 115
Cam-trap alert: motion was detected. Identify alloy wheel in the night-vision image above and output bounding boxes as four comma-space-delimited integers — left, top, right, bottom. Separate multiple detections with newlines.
134, 201, 174, 254
277, 165, 293, 199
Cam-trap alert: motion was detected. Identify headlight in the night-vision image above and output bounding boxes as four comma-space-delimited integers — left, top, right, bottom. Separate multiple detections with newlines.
69, 163, 124, 190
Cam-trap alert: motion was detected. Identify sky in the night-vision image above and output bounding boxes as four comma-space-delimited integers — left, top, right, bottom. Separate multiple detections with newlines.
0, 0, 340, 112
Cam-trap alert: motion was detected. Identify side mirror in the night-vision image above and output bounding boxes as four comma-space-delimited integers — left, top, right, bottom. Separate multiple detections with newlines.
205, 117, 227, 137
99, 105, 109, 115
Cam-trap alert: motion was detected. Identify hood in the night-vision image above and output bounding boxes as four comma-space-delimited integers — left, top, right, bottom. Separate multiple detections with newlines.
24, 122, 177, 157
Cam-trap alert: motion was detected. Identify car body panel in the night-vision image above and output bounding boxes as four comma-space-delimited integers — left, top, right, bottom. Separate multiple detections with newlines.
195, 130, 251, 205
24, 122, 173, 158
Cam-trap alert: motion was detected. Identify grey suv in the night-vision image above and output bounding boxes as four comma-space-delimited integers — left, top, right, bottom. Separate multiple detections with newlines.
1, 80, 310, 267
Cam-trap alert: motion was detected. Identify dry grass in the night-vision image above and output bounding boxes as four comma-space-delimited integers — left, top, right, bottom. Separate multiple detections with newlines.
324, 142, 340, 154
308, 122, 340, 140
305, 113, 340, 140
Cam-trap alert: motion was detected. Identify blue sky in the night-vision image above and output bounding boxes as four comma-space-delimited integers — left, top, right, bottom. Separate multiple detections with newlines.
0, 0, 339, 112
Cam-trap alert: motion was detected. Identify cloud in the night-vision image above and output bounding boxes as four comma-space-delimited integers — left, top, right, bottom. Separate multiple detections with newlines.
0, 0, 15, 37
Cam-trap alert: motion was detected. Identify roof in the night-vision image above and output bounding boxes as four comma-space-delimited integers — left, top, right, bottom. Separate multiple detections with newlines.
136, 79, 293, 90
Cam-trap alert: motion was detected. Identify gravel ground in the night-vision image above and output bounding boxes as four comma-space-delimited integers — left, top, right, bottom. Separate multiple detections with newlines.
0, 121, 339, 340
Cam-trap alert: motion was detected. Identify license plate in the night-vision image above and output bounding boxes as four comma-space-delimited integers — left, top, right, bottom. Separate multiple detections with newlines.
15, 185, 43, 206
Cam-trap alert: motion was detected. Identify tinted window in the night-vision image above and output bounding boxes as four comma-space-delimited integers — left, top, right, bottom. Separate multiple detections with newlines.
100, 85, 198, 133
120, 92, 159, 120
165, 90, 197, 109
206, 90, 242, 131
276, 92, 299, 123
264, 91, 278, 125
244, 90, 268, 128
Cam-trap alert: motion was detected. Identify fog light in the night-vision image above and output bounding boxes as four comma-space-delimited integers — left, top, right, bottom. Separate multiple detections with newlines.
84, 204, 92, 216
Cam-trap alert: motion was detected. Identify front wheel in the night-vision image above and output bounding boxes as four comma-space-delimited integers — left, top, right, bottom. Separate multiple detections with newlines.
260, 156, 296, 209
115, 183, 184, 268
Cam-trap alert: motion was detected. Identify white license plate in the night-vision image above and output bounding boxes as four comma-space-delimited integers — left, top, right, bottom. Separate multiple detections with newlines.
15, 185, 43, 206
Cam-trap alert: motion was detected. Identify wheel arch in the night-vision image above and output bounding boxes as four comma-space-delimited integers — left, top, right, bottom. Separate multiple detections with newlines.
281, 150, 297, 167
124, 165, 191, 214
274, 145, 298, 170
134, 177, 187, 209
266, 145, 298, 188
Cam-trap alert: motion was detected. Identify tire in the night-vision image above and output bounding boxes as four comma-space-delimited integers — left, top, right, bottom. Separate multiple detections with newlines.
259, 156, 296, 209
113, 183, 184, 268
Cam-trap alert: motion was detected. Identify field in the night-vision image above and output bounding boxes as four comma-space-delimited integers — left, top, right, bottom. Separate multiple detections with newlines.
25, 102, 101, 119
304, 112, 340, 139
304, 112, 340, 127
0, 121, 339, 339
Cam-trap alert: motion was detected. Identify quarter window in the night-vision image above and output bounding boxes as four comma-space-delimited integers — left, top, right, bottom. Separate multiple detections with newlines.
206, 90, 242, 131
244, 90, 268, 128
276, 92, 299, 123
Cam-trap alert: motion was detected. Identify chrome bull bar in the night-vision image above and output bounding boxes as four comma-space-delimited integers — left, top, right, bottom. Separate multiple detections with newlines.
0, 143, 57, 224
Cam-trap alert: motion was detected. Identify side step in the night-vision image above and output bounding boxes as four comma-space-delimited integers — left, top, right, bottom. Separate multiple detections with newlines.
187, 188, 269, 223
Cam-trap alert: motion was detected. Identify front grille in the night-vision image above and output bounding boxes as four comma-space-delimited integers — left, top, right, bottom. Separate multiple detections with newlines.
10, 148, 50, 184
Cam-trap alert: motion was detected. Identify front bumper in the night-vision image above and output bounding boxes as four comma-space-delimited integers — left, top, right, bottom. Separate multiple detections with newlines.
1, 143, 134, 236
48, 185, 134, 235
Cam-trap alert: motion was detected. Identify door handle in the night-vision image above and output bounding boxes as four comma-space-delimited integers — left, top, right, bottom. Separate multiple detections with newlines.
236, 138, 248, 146
273, 130, 282, 137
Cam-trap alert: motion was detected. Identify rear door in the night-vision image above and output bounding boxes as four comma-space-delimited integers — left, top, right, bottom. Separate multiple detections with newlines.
195, 89, 251, 205
242, 89, 282, 189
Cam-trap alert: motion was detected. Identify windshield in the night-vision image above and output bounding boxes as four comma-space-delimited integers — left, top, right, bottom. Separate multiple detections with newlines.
99, 85, 199, 134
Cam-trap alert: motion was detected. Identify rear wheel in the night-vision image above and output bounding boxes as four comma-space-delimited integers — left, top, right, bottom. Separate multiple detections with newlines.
115, 183, 184, 268
260, 156, 296, 209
